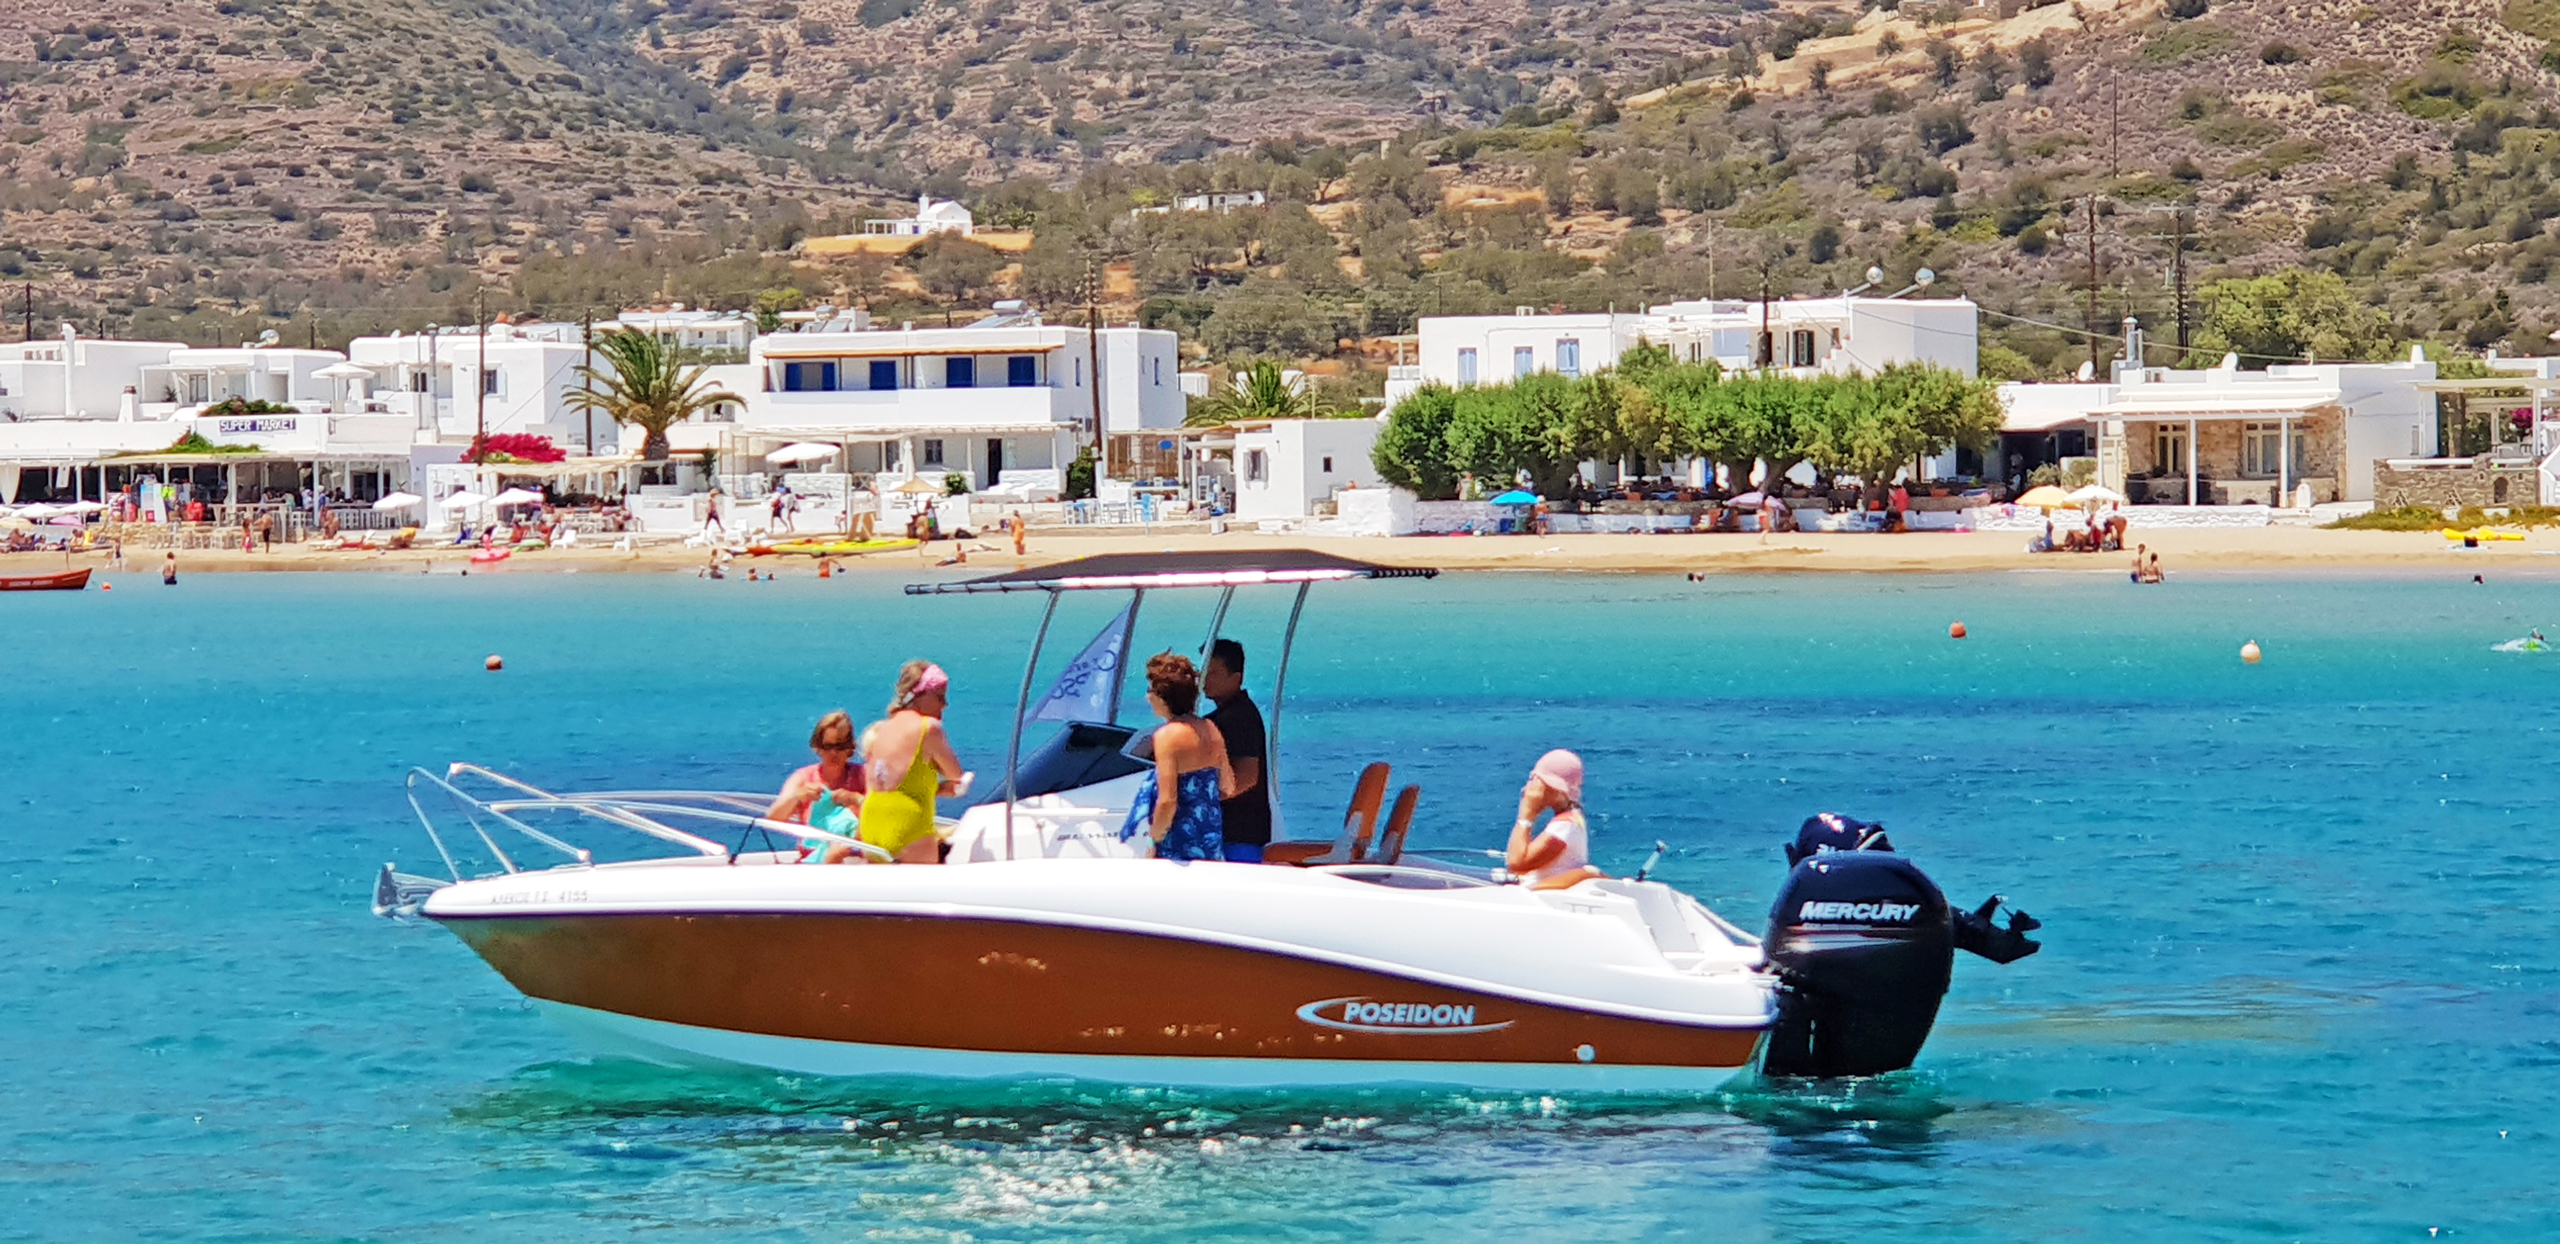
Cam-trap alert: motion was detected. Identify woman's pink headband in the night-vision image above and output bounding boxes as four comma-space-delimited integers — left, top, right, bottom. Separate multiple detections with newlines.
898, 664, 949, 708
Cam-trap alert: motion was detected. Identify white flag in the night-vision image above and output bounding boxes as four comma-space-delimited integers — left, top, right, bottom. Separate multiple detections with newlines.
1025, 602, 1133, 724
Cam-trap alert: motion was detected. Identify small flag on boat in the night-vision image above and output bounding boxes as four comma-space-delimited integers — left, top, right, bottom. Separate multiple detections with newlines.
1024, 600, 1134, 724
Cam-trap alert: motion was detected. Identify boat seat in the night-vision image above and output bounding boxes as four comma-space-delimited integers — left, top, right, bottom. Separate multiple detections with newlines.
1264, 762, 1389, 866
1369, 785, 1420, 866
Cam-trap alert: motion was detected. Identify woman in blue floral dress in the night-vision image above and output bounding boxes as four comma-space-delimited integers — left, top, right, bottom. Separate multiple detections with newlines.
1120, 653, 1239, 861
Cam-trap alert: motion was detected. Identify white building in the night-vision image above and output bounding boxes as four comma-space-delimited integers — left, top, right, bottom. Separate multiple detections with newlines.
1993, 348, 2442, 506
862, 195, 975, 238
735, 306, 1182, 495
607, 306, 755, 357
136, 344, 344, 418
1132, 191, 1270, 217
0, 331, 186, 421
342, 322, 616, 453
1387, 296, 1981, 406
1229, 417, 1386, 522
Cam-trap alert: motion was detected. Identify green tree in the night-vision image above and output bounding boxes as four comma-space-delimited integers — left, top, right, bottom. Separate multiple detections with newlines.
563, 330, 740, 461
2189, 269, 2393, 366
907, 235, 1006, 307
1374, 383, 1462, 499
1444, 373, 1584, 496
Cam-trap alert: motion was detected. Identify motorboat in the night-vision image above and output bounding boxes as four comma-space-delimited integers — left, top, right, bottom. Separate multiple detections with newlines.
0, 567, 90, 591
380, 551, 2039, 1090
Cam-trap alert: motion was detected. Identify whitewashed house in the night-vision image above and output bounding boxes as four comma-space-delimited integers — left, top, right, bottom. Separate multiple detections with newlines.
1229, 417, 1386, 522
736, 305, 1182, 497
1389, 296, 1981, 407
862, 195, 976, 238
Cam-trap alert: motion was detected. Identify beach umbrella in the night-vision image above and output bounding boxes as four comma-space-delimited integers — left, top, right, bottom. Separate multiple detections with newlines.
893, 476, 946, 495
440, 491, 490, 510
765, 442, 840, 466
1488, 489, 1539, 505
2066, 483, 2127, 505
1723, 491, 1766, 509
15, 503, 61, 520
490, 487, 545, 507
64, 500, 104, 513
2013, 485, 2078, 509
373, 491, 424, 511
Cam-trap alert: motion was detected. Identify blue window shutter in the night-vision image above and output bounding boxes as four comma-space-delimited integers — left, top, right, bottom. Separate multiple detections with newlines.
1008, 355, 1036, 386
947, 357, 976, 388
870, 359, 898, 390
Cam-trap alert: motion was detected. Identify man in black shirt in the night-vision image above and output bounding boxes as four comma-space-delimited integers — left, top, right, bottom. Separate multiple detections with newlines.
1204, 638, 1270, 862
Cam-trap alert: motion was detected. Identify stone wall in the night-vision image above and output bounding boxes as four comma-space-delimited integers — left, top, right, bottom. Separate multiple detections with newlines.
2371, 459, 2541, 510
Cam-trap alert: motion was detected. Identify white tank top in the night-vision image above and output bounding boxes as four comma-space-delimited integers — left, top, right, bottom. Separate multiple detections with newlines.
1523, 810, 1589, 887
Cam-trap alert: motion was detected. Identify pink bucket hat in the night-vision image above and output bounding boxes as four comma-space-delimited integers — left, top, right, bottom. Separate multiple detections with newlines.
1530, 749, 1584, 805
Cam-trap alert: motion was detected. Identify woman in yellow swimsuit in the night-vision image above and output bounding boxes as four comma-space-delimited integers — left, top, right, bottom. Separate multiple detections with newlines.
861, 660, 973, 863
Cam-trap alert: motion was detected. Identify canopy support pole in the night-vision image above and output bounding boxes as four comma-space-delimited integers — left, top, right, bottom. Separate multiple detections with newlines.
1003, 590, 1062, 862
1104, 588, 1145, 723
1264, 580, 1312, 842
1202, 585, 1235, 657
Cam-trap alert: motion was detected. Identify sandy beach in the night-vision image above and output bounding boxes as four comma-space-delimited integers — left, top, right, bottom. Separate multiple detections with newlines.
18, 523, 2560, 577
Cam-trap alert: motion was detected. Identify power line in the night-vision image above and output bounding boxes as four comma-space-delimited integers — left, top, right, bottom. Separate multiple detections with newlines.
1975, 305, 2312, 367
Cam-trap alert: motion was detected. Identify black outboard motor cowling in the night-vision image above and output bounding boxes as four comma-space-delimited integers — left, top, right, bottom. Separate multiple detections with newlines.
1761, 851, 1955, 1078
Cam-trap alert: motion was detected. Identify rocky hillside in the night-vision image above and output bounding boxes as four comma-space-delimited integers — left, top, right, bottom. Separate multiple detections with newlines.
3, 0, 2559, 376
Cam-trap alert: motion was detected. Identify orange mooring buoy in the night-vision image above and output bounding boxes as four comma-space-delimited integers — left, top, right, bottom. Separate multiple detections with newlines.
2240, 640, 2263, 664
1949, 621, 1968, 639
485, 654, 504, 671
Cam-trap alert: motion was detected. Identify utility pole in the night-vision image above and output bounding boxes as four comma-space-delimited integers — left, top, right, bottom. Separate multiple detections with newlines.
1085, 256, 1105, 482
21, 282, 30, 342
474, 291, 488, 458
1758, 254, 1773, 368
581, 309, 595, 456
2172, 207, 2191, 353
1706, 219, 1718, 300
2085, 196, 2102, 377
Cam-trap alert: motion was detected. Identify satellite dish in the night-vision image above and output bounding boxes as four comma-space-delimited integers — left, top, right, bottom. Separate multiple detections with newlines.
2076, 360, 2095, 382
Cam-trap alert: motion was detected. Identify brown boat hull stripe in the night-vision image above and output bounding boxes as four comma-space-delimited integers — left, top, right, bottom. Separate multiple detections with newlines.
441, 913, 1765, 1068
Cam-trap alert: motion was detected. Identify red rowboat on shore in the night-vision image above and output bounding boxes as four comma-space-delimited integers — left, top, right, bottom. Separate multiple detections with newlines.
0, 567, 91, 591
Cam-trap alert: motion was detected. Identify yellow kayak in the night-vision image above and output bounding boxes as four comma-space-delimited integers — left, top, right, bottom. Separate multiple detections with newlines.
761, 538, 920, 556
2442, 527, 2526, 542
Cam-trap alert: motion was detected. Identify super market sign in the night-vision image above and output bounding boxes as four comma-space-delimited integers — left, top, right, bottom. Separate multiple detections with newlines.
216, 417, 298, 435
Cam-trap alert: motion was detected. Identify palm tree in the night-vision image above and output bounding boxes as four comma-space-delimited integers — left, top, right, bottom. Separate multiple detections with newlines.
1186, 359, 1333, 426
563, 330, 739, 460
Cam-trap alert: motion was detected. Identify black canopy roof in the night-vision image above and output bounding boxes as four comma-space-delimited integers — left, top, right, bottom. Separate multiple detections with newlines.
906, 549, 1438, 594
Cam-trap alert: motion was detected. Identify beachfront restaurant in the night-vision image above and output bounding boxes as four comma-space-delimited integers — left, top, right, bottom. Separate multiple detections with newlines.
0, 409, 417, 537
2091, 359, 2436, 506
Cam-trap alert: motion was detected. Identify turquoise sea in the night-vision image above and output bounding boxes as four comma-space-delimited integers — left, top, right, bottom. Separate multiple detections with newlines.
5, 565, 2557, 1241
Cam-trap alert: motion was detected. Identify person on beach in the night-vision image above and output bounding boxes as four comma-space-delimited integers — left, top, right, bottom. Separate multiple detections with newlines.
703, 485, 726, 535
161, 551, 176, 586
1505, 749, 1604, 891
1203, 639, 1269, 864
862, 661, 972, 864
770, 710, 869, 863
2130, 543, 2148, 582
1120, 653, 1236, 863
1010, 511, 1027, 558
2139, 551, 2164, 584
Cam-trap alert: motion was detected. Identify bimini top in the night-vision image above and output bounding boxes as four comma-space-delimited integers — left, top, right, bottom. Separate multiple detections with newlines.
907, 549, 1438, 594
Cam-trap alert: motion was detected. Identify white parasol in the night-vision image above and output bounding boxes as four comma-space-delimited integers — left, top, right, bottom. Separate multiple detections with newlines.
440, 491, 490, 510
2067, 483, 2128, 505
489, 487, 545, 507
373, 491, 424, 511
765, 442, 840, 466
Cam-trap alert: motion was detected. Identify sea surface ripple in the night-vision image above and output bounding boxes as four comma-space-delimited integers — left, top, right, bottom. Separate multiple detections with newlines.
3, 567, 2556, 1240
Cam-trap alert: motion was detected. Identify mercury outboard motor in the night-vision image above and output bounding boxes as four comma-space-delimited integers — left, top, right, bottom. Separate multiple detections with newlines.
1762, 814, 2040, 1078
